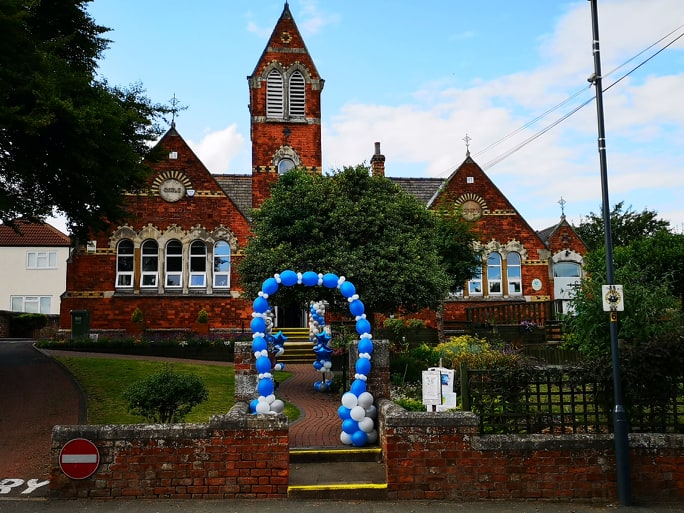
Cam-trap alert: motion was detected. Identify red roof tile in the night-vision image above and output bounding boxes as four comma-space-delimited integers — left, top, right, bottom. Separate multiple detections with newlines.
0, 220, 71, 247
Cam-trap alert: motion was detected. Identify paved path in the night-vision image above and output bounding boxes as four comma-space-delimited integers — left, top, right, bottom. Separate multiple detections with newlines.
277, 363, 342, 448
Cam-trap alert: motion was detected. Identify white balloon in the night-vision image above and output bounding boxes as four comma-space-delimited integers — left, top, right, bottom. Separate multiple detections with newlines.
255, 400, 270, 413
340, 431, 352, 445
341, 392, 358, 409
323, 361, 332, 369
365, 404, 377, 419
266, 394, 276, 404
271, 399, 285, 413
366, 430, 378, 444
358, 392, 374, 409
350, 405, 366, 422
359, 417, 374, 433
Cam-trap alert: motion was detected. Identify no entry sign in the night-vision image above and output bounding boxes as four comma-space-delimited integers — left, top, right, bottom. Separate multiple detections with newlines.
59, 438, 100, 479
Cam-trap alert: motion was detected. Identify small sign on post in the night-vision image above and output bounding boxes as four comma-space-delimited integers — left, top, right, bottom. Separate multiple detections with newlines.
422, 369, 442, 411
602, 284, 624, 312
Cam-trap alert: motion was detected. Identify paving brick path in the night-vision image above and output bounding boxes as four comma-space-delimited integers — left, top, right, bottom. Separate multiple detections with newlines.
277, 363, 343, 448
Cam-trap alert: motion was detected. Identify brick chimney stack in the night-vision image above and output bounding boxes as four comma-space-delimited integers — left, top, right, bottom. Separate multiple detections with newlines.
370, 142, 385, 177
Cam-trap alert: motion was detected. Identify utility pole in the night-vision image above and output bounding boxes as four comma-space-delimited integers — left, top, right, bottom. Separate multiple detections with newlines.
587, 0, 631, 505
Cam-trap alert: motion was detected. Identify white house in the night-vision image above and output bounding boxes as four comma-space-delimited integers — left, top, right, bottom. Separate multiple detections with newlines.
0, 220, 71, 315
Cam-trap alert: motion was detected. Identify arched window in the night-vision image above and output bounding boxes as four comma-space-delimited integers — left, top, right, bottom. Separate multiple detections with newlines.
266, 69, 284, 118
288, 70, 305, 117
189, 241, 207, 287
468, 265, 483, 296
487, 252, 502, 295
507, 252, 522, 295
165, 240, 183, 288
553, 262, 581, 278
213, 241, 231, 288
116, 239, 134, 287
140, 240, 159, 288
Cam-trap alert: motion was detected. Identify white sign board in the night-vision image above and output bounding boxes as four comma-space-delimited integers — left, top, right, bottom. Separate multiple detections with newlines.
422, 370, 442, 406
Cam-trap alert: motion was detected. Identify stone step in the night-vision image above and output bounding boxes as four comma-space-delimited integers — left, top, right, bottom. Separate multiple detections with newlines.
288, 448, 387, 500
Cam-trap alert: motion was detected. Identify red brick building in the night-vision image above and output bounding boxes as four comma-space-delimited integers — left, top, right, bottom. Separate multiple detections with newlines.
60, 3, 585, 336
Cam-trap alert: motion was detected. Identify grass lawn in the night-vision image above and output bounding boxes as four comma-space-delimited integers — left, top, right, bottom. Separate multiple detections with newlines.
56, 356, 298, 424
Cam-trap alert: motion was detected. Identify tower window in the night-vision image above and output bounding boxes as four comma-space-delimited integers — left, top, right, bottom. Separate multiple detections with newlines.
266, 69, 284, 118
140, 240, 159, 288
165, 240, 183, 288
189, 241, 207, 287
289, 70, 305, 117
278, 158, 295, 174
116, 239, 134, 288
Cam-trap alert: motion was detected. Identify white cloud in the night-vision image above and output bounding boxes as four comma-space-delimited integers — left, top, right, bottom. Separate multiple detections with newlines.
188, 125, 245, 174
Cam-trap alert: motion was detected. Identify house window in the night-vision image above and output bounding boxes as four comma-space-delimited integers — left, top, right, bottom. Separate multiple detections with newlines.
553, 262, 581, 278
468, 265, 483, 296
189, 241, 207, 287
213, 241, 231, 288
116, 239, 134, 287
266, 69, 284, 118
507, 252, 522, 295
165, 240, 183, 288
11, 296, 51, 313
289, 70, 305, 117
140, 240, 159, 288
26, 251, 57, 269
487, 252, 502, 295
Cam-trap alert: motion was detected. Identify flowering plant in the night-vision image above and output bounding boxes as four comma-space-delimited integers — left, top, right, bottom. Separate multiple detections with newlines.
519, 320, 538, 333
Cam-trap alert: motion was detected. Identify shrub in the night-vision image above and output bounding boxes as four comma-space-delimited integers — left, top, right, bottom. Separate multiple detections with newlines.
123, 365, 208, 423
11, 313, 48, 336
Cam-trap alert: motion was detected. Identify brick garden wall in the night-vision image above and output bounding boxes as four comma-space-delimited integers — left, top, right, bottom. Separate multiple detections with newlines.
378, 398, 684, 503
50, 403, 289, 500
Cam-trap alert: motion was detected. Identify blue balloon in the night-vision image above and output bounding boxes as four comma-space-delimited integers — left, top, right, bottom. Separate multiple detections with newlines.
350, 379, 367, 396
280, 270, 298, 286
250, 317, 266, 334
253, 296, 269, 313
252, 336, 267, 352
351, 430, 368, 447
257, 378, 274, 397
356, 318, 371, 335
314, 381, 322, 391
322, 273, 339, 288
356, 358, 371, 375
302, 271, 319, 286
261, 277, 279, 296
338, 405, 351, 420
250, 399, 259, 413
256, 356, 272, 374
342, 418, 359, 434
313, 360, 323, 370
339, 281, 356, 298
358, 338, 374, 355
349, 299, 365, 317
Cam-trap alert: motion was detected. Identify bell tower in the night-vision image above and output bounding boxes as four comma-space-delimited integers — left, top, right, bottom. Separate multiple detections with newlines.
248, 2, 324, 208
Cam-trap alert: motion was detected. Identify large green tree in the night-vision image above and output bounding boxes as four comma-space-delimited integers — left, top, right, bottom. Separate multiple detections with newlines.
0, 0, 169, 240
574, 201, 671, 252
238, 166, 476, 321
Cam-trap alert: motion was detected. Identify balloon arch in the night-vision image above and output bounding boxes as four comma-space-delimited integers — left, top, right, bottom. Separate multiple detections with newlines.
248, 270, 377, 447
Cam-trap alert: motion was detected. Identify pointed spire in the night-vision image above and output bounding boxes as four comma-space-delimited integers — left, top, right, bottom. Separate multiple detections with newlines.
558, 197, 567, 220
462, 133, 472, 157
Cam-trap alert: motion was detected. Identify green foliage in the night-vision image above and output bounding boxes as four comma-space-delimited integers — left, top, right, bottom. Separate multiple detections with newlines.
0, 0, 170, 239
123, 365, 209, 424
237, 166, 457, 319
434, 335, 521, 371
574, 202, 671, 252
131, 307, 144, 324
564, 243, 683, 358
11, 313, 48, 332
197, 308, 209, 324
389, 344, 440, 385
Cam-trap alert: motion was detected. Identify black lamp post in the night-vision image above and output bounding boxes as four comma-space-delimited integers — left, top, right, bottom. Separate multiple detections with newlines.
587, 0, 631, 505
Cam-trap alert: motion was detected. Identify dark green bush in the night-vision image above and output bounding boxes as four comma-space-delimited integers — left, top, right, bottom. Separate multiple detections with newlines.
11, 313, 48, 336
123, 365, 208, 423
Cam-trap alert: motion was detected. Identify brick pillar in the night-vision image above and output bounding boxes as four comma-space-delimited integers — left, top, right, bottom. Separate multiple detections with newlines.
234, 341, 257, 402
350, 339, 390, 399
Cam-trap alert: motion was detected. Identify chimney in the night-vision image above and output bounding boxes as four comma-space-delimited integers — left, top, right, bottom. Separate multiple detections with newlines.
370, 142, 385, 177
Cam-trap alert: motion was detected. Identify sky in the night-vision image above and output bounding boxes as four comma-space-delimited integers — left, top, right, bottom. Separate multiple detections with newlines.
59, 0, 684, 234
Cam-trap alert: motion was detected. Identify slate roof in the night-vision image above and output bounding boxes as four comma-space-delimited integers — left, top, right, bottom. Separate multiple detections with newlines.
0, 220, 71, 247
389, 177, 445, 206
213, 174, 254, 218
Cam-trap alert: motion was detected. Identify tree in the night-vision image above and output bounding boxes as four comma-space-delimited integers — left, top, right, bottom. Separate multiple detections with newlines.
574, 202, 670, 252
123, 365, 208, 424
237, 166, 476, 321
0, 0, 169, 240
565, 242, 683, 358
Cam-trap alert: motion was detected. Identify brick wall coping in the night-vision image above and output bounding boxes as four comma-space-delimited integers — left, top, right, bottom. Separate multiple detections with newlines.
52, 401, 287, 443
